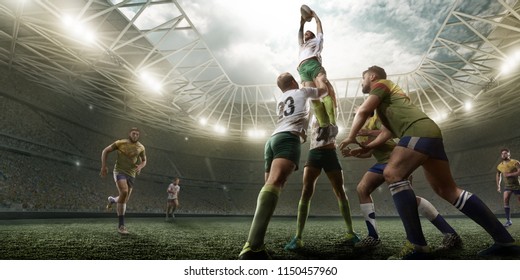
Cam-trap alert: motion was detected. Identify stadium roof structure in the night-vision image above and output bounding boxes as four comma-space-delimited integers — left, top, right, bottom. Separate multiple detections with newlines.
1, 0, 520, 141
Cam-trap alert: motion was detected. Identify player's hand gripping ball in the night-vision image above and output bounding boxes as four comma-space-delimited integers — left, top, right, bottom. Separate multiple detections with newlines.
300, 5, 313, 22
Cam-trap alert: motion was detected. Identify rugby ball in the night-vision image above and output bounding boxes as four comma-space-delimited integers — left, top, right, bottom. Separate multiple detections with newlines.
300, 5, 313, 22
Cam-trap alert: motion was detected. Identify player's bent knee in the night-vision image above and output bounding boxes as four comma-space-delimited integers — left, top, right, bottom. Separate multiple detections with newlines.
382, 170, 404, 184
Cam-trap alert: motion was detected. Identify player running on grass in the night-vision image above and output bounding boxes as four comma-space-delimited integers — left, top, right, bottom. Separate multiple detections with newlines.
101, 127, 147, 235
496, 148, 520, 227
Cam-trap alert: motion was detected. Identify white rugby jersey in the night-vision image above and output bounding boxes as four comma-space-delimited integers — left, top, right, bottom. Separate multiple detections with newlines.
298, 33, 323, 64
273, 87, 321, 136
167, 183, 180, 199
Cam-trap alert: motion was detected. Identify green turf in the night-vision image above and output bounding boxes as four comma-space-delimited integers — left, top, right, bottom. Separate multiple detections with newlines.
0, 216, 517, 260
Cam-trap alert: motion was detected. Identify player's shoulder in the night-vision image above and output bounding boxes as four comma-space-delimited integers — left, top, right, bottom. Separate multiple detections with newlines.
373, 79, 394, 89
114, 138, 128, 146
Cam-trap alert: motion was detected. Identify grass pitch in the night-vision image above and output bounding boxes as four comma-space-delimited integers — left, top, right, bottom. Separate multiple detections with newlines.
0, 216, 517, 260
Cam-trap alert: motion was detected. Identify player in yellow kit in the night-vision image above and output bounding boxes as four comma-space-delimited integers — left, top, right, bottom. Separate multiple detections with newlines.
496, 148, 520, 227
101, 127, 147, 235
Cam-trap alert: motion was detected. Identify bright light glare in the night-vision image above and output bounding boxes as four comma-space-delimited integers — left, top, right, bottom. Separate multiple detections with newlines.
464, 101, 472, 111
336, 125, 343, 135
501, 50, 520, 74
199, 118, 207, 126
84, 31, 96, 43
61, 15, 96, 44
139, 71, 162, 92
248, 129, 266, 138
62, 15, 74, 26
431, 111, 447, 123
214, 125, 226, 134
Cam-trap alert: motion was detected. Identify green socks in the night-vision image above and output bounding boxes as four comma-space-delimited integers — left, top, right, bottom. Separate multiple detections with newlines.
338, 198, 354, 233
295, 199, 311, 239
246, 184, 281, 249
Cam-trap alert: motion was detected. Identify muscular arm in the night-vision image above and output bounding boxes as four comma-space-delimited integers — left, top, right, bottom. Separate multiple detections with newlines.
339, 95, 381, 150
136, 153, 147, 175
100, 144, 115, 177
362, 126, 393, 150
496, 171, 502, 193
313, 11, 323, 35
298, 17, 305, 45
358, 129, 382, 137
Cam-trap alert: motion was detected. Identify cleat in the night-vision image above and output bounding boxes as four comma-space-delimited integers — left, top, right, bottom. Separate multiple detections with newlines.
504, 220, 513, 227
478, 242, 520, 257
438, 233, 463, 250
106, 196, 116, 210
284, 237, 304, 251
344, 232, 361, 246
354, 236, 382, 249
238, 242, 271, 260
117, 225, 129, 235
316, 125, 330, 142
388, 241, 431, 260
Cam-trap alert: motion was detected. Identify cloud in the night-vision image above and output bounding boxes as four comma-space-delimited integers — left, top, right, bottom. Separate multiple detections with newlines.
179, 0, 457, 84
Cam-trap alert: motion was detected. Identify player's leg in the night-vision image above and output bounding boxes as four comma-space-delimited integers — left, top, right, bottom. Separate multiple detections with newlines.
240, 158, 296, 259
503, 190, 513, 226
171, 199, 178, 217
115, 177, 130, 234
285, 165, 319, 251
106, 173, 118, 210
300, 60, 331, 130
326, 169, 359, 245
296, 166, 319, 239
302, 77, 331, 142
415, 196, 462, 250
165, 201, 171, 220
315, 72, 336, 126
356, 169, 385, 248
106, 195, 117, 210
422, 158, 518, 256
384, 146, 430, 258
304, 79, 330, 131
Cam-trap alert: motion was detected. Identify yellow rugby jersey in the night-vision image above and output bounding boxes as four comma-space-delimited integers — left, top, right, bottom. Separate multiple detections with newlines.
370, 79, 441, 138
111, 139, 146, 177
497, 159, 520, 187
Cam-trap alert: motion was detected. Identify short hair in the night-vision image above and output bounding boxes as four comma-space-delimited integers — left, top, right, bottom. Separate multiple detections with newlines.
363, 65, 387, 80
501, 148, 510, 153
277, 72, 296, 91
129, 127, 140, 133
305, 30, 315, 39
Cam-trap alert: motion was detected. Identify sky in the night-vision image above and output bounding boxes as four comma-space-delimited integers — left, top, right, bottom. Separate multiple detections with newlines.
177, 0, 455, 85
